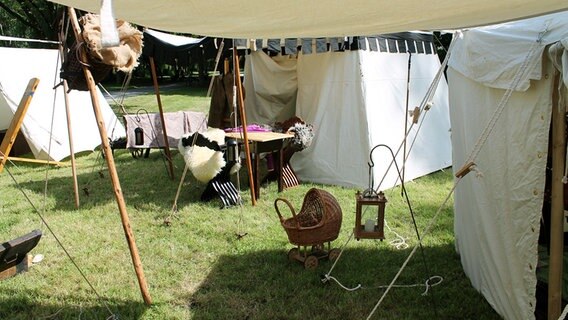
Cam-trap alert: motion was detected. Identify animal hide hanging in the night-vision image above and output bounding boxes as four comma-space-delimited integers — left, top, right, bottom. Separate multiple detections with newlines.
80, 13, 143, 73
178, 128, 226, 183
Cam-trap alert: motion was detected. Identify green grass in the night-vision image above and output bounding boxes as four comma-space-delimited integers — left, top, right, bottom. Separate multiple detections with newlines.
0, 84, 500, 319
118, 86, 210, 114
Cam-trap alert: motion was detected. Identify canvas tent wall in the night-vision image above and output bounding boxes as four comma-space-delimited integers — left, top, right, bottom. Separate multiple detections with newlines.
243, 34, 452, 189
447, 11, 568, 320
0, 46, 125, 161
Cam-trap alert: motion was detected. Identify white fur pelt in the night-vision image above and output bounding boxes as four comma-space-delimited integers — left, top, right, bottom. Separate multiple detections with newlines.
178, 128, 226, 183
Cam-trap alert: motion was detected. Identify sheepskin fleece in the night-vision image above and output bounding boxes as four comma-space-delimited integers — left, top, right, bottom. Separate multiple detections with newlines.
179, 128, 226, 183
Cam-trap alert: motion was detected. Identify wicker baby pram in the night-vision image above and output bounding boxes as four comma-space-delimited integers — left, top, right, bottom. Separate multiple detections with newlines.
274, 188, 342, 269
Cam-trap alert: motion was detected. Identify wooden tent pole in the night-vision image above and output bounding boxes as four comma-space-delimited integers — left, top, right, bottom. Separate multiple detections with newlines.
206, 40, 225, 98
0, 78, 40, 173
548, 72, 564, 320
61, 64, 81, 208
149, 56, 175, 180
67, 7, 152, 305
58, 16, 80, 209
401, 53, 412, 188
233, 47, 256, 205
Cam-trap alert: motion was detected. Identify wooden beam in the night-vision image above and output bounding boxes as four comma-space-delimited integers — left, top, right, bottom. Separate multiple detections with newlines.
6, 157, 66, 166
233, 47, 256, 206
0, 78, 40, 173
548, 72, 564, 320
149, 56, 175, 180
68, 7, 152, 306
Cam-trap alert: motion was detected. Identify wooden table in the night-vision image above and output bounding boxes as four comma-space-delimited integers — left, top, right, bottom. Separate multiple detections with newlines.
226, 131, 294, 199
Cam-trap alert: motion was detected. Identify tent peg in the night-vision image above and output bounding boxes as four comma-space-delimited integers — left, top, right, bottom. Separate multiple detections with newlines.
410, 106, 421, 124
455, 162, 476, 178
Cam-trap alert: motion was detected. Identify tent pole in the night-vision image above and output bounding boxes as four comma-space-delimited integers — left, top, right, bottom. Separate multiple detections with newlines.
0, 78, 40, 173
233, 47, 256, 205
60, 62, 80, 209
548, 71, 564, 320
58, 15, 80, 209
67, 7, 152, 305
402, 52, 412, 190
149, 56, 175, 180
206, 39, 225, 98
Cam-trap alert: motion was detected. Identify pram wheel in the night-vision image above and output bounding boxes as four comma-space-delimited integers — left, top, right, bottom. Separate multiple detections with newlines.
328, 248, 341, 262
304, 255, 319, 270
288, 248, 300, 262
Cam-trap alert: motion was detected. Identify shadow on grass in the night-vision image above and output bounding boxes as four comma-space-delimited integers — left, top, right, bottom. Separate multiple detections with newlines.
183, 245, 501, 320
0, 286, 147, 320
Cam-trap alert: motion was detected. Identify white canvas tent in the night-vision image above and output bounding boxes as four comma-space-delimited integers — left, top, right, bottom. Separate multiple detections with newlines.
0, 46, 125, 161
447, 11, 568, 320
243, 34, 451, 188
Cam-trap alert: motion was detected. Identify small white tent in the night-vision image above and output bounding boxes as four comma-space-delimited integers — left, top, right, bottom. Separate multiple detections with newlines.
244, 34, 451, 188
0, 46, 125, 161
448, 11, 568, 320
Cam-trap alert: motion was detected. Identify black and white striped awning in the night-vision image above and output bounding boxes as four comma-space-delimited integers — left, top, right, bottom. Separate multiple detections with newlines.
232, 32, 435, 55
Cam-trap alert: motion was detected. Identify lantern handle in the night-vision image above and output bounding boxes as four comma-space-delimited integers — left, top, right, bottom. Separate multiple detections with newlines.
135, 108, 150, 122
364, 144, 403, 197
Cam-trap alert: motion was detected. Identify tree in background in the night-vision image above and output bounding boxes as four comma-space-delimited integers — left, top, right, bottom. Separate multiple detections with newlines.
0, 0, 61, 46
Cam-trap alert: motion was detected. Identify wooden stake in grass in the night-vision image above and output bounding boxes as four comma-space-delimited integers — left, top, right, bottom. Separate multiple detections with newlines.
233, 47, 256, 206
58, 15, 80, 209
67, 7, 152, 306
149, 56, 175, 180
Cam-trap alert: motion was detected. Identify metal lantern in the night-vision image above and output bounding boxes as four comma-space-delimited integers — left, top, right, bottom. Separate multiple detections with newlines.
225, 139, 238, 162
354, 190, 387, 240
134, 127, 144, 146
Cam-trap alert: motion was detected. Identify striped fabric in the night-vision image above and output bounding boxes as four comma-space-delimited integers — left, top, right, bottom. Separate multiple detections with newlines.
236, 32, 436, 55
282, 164, 300, 189
211, 179, 241, 208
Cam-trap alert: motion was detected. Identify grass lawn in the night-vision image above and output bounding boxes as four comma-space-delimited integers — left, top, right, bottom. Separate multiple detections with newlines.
0, 82, 500, 319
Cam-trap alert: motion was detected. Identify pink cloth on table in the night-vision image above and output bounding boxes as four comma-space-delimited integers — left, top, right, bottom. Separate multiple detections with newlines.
224, 124, 271, 133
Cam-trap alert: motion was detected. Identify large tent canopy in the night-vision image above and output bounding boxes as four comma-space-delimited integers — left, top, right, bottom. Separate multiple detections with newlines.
48, 0, 568, 38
